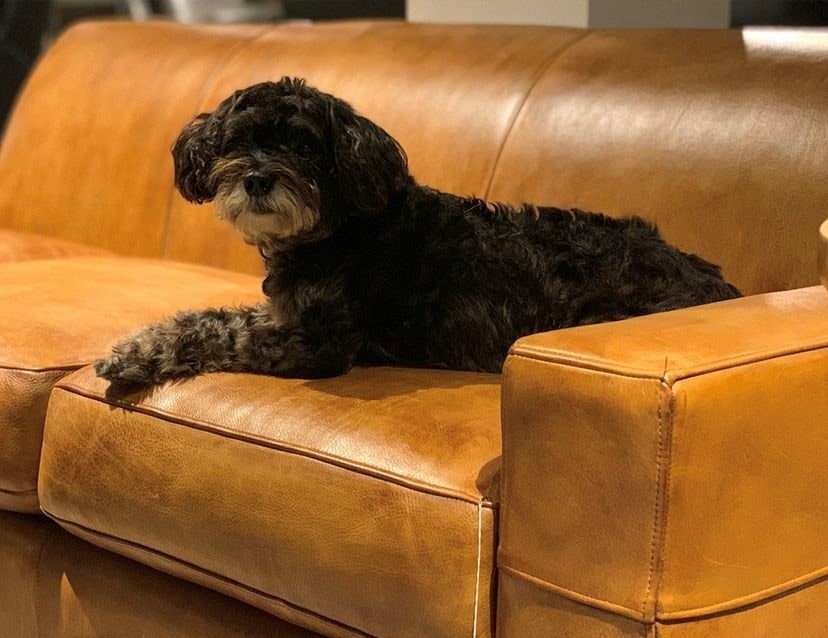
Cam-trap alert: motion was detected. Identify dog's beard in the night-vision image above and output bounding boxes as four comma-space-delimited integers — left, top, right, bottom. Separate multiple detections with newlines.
210, 159, 320, 246
214, 183, 319, 245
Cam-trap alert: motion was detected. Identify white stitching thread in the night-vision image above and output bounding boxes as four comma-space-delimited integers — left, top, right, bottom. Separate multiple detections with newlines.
473, 500, 484, 638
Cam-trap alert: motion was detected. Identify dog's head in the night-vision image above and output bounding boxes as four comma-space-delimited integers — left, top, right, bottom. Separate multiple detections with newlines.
172, 77, 409, 246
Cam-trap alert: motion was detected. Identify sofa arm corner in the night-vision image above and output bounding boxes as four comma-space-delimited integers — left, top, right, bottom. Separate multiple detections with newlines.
497, 286, 828, 636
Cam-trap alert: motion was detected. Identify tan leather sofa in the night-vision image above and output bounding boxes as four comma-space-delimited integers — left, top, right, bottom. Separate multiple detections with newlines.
0, 19, 826, 638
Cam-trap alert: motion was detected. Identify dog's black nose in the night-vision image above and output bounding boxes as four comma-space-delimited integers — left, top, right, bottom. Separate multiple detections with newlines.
244, 173, 276, 198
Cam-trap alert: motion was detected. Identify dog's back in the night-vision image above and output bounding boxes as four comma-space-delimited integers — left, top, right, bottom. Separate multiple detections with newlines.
349, 187, 741, 373
518, 205, 741, 323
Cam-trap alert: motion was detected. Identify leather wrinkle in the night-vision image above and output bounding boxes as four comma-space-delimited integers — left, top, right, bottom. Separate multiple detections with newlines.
483, 30, 596, 200
159, 24, 272, 259
52, 382, 500, 506
42, 512, 379, 638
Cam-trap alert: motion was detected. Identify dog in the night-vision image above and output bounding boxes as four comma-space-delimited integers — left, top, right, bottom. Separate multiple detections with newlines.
95, 77, 741, 387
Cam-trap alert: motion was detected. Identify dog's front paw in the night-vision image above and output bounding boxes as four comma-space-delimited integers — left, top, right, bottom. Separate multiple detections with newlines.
94, 339, 162, 387
95, 319, 210, 387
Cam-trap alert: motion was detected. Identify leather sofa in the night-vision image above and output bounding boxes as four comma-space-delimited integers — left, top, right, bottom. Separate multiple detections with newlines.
0, 19, 826, 638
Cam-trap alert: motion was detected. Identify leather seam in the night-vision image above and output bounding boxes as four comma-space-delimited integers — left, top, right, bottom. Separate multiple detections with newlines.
652, 382, 676, 619
640, 381, 663, 617
0, 363, 80, 373
657, 567, 828, 622
507, 340, 828, 382
641, 382, 673, 621
159, 24, 272, 259
500, 559, 828, 624
499, 562, 647, 621
0, 485, 38, 496
51, 382, 498, 507
41, 511, 379, 638
483, 30, 594, 200
472, 499, 485, 638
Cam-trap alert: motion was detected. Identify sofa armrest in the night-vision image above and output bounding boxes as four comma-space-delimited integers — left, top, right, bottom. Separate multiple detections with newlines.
497, 286, 828, 636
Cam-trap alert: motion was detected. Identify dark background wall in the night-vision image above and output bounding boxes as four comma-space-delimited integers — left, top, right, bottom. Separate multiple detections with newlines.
0, 1, 50, 134
732, 0, 828, 26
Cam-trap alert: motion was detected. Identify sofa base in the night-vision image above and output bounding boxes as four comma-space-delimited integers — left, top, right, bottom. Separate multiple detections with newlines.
498, 569, 828, 638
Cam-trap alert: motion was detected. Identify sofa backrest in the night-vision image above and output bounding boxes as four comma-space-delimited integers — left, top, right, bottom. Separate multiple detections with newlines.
1, 20, 826, 295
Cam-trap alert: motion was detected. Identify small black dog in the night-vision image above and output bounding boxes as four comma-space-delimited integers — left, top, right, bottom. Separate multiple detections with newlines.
96, 77, 740, 386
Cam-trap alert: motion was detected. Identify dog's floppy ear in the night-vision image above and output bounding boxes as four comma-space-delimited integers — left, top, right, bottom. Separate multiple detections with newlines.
172, 92, 242, 204
328, 99, 408, 216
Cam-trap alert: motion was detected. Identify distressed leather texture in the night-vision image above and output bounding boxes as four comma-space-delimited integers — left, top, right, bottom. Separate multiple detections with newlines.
0, 18, 825, 638
0, 258, 262, 511
500, 286, 828, 635
40, 366, 500, 638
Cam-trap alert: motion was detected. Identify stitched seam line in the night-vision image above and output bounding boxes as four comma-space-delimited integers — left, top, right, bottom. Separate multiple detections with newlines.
501, 560, 828, 623
0, 486, 38, 496
507, 341, 828, 381
655, 384, 677, 616
658, 567, 828, 622
51, 383, 497, 507
0, 362, 81, 373
472, 500, 484, 638
499, 563, 646, 621
42, 511, 378, 638
642, 381, 675, 620
641, 382, 666, 620
483, 30, 594, 200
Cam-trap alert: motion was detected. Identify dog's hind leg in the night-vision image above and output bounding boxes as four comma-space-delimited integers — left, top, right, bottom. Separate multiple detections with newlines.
95, 302, 361, 387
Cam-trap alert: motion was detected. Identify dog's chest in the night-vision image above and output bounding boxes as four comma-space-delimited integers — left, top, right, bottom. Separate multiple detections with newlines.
258, 283, 289, 326
261, 247, 351, 324
261, 263, 306, 327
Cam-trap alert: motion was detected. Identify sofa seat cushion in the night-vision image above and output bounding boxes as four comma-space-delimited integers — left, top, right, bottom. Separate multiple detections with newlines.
38, 365, 502, 638
0, 257, 262, 512
0, 228, 111, 263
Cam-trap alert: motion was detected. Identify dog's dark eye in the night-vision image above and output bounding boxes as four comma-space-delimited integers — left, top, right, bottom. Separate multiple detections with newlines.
297, 142, 313, 157
292, 134, 319, 159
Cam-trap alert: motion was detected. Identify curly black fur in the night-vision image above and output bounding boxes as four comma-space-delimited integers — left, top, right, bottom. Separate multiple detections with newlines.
96, 77, 741, 386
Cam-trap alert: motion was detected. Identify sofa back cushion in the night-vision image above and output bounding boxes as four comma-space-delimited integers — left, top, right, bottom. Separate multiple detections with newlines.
488, 29, 828, 295
1, 21, 825, 295
161, 21, 584, 273
0, 22, 263, 258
